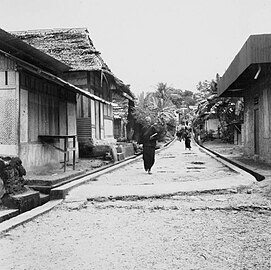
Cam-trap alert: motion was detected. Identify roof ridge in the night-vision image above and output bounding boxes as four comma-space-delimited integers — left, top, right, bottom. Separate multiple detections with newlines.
12, 27, 88, 34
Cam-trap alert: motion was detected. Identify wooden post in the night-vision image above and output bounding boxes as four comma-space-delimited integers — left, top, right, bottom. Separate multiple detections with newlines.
64, 138, 67, 172
73, 136, 76, 170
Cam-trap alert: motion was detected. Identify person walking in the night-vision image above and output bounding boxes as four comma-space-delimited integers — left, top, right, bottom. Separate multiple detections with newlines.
139, 116, 158, 174
176, 124, 185, 141
183, 127, 192, 150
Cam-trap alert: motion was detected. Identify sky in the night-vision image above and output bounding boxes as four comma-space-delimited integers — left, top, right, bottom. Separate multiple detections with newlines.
1, 0, 271, 95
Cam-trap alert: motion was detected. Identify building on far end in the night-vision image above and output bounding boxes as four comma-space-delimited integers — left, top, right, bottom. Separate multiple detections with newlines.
217, 34, 271, 164
13, 28, 134, 157
112, 82, 135, 141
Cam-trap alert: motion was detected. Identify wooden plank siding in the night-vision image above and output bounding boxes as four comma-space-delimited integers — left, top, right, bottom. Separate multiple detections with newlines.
20, 72, 62, 141
65, 70, 113, 143
17, 71, 78, 169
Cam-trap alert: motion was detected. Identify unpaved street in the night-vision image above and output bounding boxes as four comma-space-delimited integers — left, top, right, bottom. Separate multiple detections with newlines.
0, 141, 271, 270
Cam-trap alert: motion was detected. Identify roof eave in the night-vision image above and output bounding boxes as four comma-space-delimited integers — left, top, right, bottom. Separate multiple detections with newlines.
0, 28, 71, 74
15, 56, 112, 105
218, 34, 271, 97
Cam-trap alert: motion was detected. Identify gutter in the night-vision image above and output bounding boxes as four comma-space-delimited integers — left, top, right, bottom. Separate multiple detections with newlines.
194, 138, 265, 182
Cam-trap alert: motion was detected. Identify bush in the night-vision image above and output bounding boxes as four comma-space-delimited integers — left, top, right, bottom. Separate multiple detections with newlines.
221, 128, 234, 143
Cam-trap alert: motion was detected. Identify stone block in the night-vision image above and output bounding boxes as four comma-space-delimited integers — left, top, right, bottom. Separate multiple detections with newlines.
116, 145, 123, 153
92, 145, 111, 157
1, 190, 40, 213
116, 143, 135, 158
123, 144, 135, 157
110, 146, 118, 162
117, 153, 125, 161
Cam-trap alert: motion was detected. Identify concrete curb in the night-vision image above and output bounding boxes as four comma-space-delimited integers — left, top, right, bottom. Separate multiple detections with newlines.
197, 145, 255, 183
197, 142, 265, 181
0, 199, 62, 235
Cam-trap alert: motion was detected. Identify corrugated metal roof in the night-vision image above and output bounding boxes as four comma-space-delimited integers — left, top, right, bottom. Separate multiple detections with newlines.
0, 28, 70, 74
218, 34, 271, 97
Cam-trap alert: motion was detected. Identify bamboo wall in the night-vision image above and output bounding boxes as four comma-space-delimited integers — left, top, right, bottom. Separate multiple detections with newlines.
0, 56, 19, 156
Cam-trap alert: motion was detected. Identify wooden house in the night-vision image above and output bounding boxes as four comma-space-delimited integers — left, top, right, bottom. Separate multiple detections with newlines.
218, 34, 271, 164
0, 28, 97, 171
13, 28, 133, 157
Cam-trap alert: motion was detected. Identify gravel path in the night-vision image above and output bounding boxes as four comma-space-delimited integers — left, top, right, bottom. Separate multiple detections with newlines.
0, 192, 271, 270
0, 140, 270, 270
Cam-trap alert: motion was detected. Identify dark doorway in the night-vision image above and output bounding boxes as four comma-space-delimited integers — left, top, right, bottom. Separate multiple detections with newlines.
254, 108, 259, 154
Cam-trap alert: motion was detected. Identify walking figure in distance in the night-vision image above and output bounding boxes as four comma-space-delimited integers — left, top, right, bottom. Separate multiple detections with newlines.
176, 124, 185, 141
139, 116, 158, 174
183, 128, 192, 150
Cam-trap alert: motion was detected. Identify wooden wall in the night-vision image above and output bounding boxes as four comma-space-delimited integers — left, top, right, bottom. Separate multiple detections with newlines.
19, 71, 78, 170
243, 75, 271, 164
65, 70, 114, 144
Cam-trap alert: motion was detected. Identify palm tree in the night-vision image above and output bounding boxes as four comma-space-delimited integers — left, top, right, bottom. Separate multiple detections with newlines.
133, 83, 177, 140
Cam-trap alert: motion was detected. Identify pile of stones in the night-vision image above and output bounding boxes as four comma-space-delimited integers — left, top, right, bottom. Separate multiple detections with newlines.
0, 156, 26, 199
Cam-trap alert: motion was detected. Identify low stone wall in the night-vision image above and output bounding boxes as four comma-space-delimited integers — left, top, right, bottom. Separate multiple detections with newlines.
0, 156, 41, 213
116, 143, 135, 161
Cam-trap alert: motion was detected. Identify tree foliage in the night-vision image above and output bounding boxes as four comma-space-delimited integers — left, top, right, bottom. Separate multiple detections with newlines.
193, 75, 244, 142
133, 83, 177, 126
132, 83, 178, 140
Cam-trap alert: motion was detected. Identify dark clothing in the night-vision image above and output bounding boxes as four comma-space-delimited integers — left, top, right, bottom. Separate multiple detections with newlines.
176, 128, 185, 141
184, 137, 191, 149
183, 130, 191, 149
139, 124, 158, 171
140, 125, 157, 147
143, 145, 156, 171
176, 130, 182, 140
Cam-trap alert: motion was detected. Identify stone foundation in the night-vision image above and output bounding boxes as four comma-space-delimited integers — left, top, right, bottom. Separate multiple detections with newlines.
1, 190, 40, 213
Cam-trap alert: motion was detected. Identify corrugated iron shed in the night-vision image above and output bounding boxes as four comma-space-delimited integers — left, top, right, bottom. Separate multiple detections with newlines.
218, 34, 271, 97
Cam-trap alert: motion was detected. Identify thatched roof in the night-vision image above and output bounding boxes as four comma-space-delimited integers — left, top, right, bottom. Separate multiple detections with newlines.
12, 28, 111, 73
12, 27, 135, 101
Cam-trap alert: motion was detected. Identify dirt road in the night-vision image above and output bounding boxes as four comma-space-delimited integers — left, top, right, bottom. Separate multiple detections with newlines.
0, 140, 270, 270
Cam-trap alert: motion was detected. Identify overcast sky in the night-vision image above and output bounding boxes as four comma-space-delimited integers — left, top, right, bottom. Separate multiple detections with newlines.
1, 0, 271, 95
